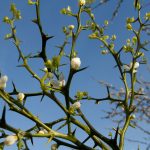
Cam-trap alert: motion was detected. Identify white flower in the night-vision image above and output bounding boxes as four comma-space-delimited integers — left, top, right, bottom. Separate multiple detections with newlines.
68, 25, 75, 30
71, 57, 81, 70
130, 114, 136, 120
134, 62, 139, 69
79, 0, 86, 6
72, 102, 81, 110
17, 93, 25, 101
59, 80, 66, 87
43, 67, 48, 72
0, 75, 8, 83
67, 6, 71, 12
133, 69, 137, 74
51, 144, 58, 150
123, 65, 130, 71
38, 129, 47, 134
4, 135, 18, 146
0, 75, 8, 90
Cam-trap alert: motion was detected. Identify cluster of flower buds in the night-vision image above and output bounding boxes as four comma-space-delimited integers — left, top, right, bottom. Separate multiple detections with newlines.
4, 135, 18, 146
0, 75, 8, 90
68, 24, 75, 30
50, 73, 66, 89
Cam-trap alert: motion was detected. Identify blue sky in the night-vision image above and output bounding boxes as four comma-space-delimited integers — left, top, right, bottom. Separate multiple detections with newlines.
0, 0, 150, 150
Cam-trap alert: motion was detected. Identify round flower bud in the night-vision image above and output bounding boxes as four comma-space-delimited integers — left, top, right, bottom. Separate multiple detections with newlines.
72, 101, 81, 110
43, 67, 48, 72
101, 50, 109, 55
17, 93, 25, 101
134, 62, 139, 69
66, 6, 71, 12
123, 65, 130, 71
79, 0, 86, 6
59, 80, 66, 87
71, 57, 81, 70
4, 135, 18, 146
68, 25, 75, 30
0, 75, 8, 83
130, 114, 136, 120
38, 130, 45, 134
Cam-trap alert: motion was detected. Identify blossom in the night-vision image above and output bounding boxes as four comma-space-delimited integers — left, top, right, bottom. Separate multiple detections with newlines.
0, 75, 8, 90
68, 25, 75, 30
66, 6, 71, 12
123, 62, 139, 73
134, 62, 139, 69
17, 93, 25, 101
0, 75, 8, 83
72, 102, 81, 110
43, 67, 48, 72
101, 50, 109, 55
38, 129, 47, 134
59, 79, 66, 87
79, 0, 86, 6
69, 102, 81, 114
4, 135, 18, 146
71, 57, 81, 70
123, 65, 130, 71
130, 114, 136, 120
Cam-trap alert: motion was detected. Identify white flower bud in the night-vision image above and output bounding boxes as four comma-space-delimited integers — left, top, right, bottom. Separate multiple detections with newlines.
38, 129, 47, 134
68, 25, 75, 30
101, 50, 109, 55
43, 67, 48, 72
71, 57, 81, 70
17, 93, 25, 101
38, 130, 45, 134
72, 102, 81, 110
59, 80, 66, 87
79, 0, 86, 6
0, 75, 8, 83
0, 75, 8, 90
67, 6, 71, 12
4, 135, 18, 146
134, 62, 139, 69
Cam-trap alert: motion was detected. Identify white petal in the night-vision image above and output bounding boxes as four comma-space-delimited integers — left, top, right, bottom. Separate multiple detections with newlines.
134, 62, 139, 69
4, 135, 18, 146
123, 65, 130, 71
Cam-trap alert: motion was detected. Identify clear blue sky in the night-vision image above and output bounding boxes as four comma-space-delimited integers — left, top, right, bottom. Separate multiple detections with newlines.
0, 0, 150, 150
